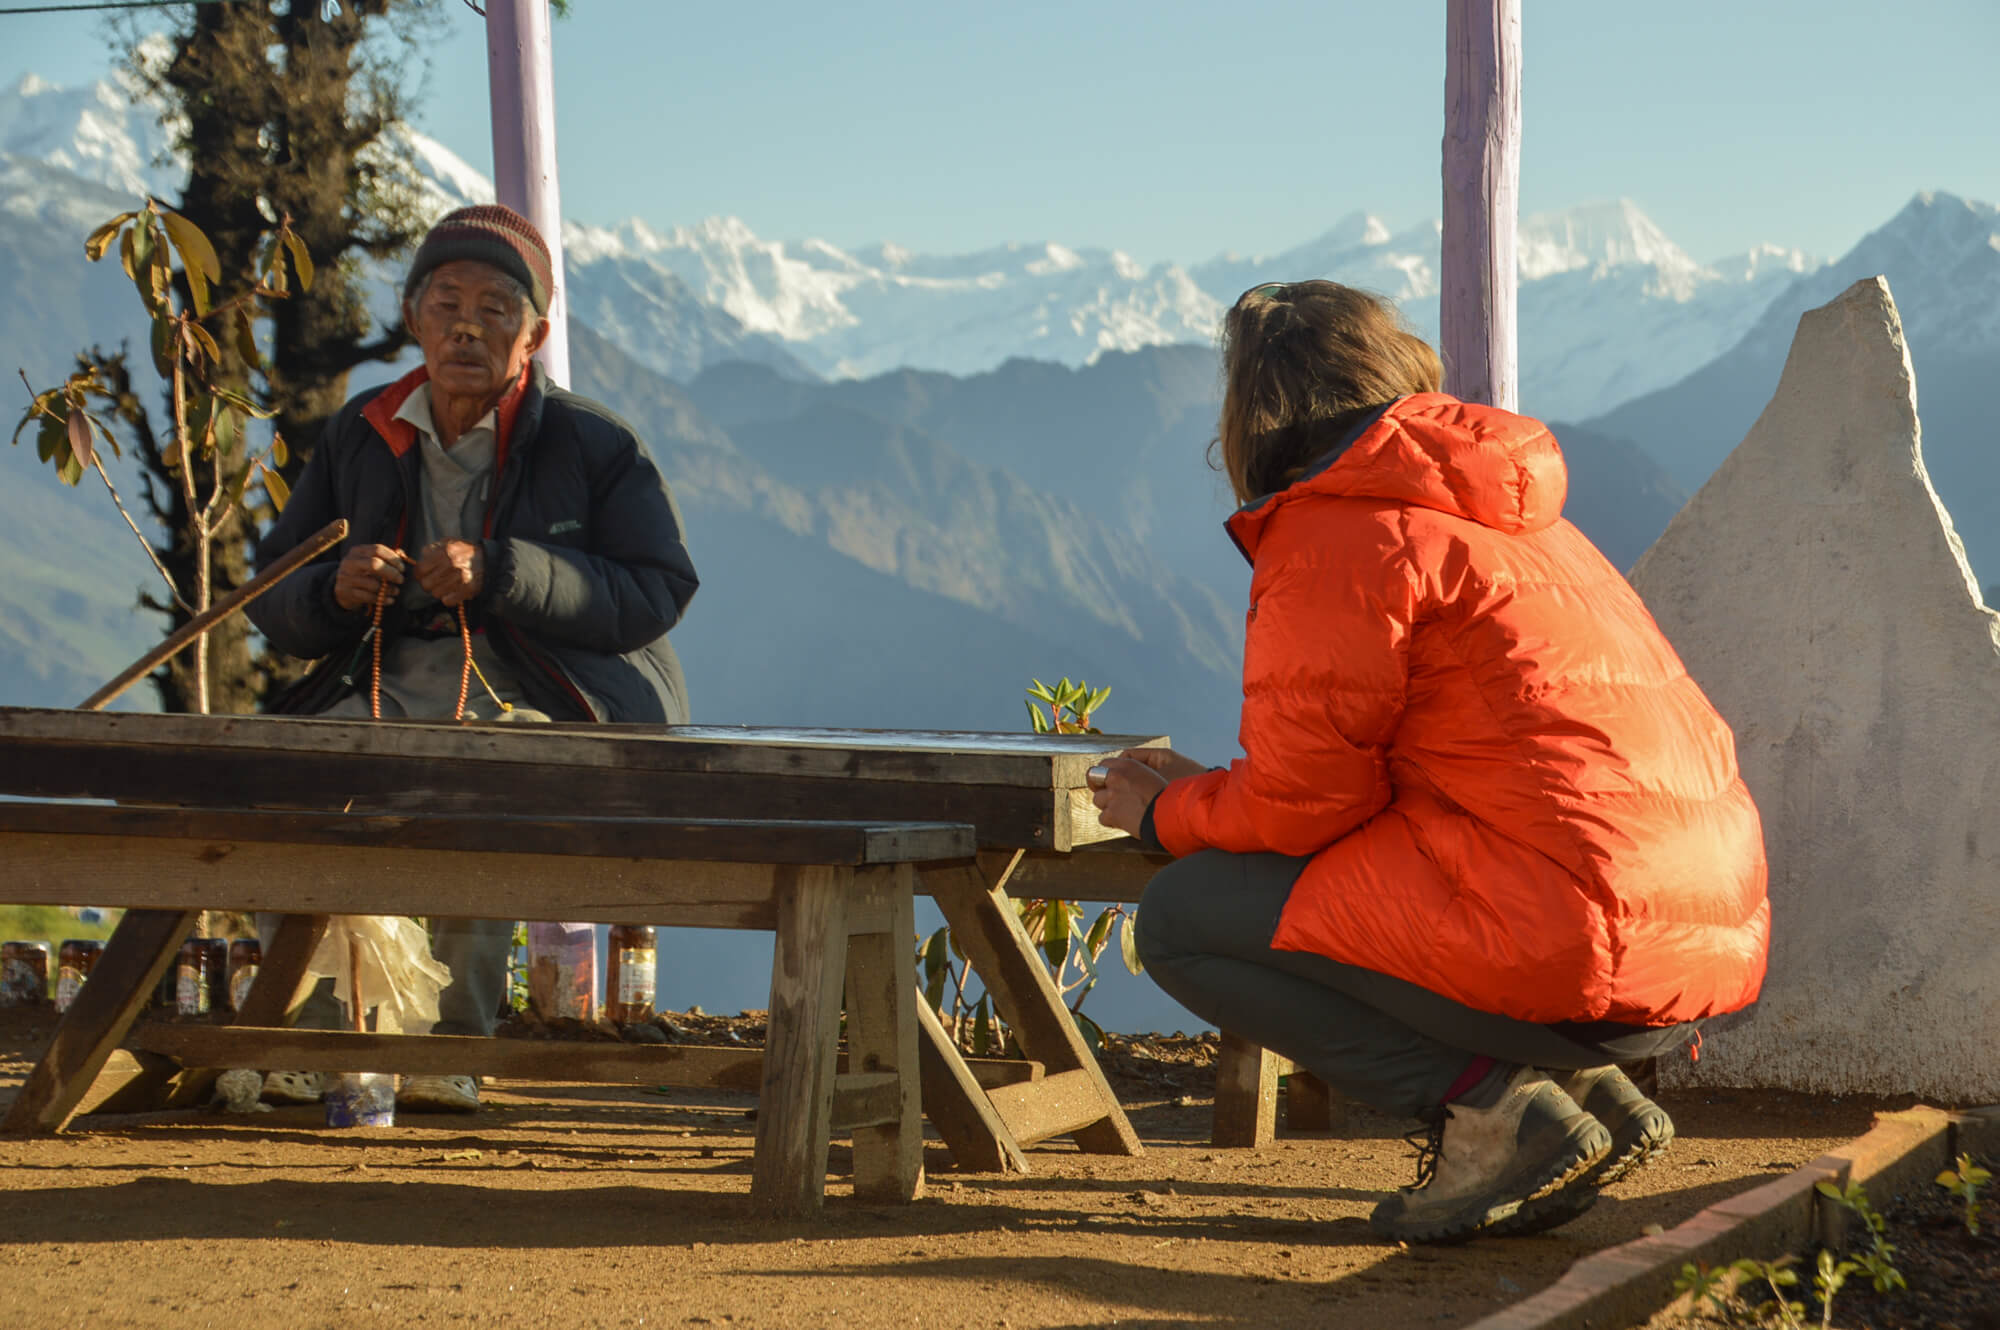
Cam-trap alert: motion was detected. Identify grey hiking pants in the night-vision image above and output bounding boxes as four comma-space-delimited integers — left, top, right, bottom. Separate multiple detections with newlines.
1134, 849, 1691, 1120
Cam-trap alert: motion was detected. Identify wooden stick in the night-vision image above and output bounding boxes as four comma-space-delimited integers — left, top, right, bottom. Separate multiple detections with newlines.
348, 933, 364, 1033
76, 518, 348, 712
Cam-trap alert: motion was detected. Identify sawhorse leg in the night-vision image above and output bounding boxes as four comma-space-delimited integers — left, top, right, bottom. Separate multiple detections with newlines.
1, 907, 198, 1135
921, 853, 1141, 1157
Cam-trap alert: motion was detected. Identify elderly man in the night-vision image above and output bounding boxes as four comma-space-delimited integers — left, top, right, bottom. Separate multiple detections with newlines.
247, 204, 698, 1111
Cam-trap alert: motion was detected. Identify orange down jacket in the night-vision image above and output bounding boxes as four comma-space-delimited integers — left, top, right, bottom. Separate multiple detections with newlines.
1151, 394, 1769, 1027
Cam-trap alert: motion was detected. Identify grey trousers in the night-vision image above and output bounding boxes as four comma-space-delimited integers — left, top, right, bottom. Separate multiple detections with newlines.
1134, 849, 1690, 1119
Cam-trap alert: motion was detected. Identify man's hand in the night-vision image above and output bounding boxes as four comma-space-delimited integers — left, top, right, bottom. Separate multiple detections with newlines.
1118, 746, 1210, 783
1088, 757, 1170, 837
413, 539, 486, 608
332, 543, 407, 611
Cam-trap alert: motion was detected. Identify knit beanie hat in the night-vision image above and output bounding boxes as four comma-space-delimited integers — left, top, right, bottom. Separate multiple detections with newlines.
404, 204, 554, 316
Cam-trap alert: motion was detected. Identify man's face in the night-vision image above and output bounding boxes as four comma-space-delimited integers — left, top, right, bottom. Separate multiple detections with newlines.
409, 260, 548, 402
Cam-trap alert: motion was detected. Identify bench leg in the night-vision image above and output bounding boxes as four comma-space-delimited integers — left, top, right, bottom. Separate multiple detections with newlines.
753, 866, 849, 1217
921, 857, 1142, 1157
1284, 1068, 1344, 1132
840, 865, 925, 1205
1211, 1033, 1281, 1148
2, 907, 199, 1135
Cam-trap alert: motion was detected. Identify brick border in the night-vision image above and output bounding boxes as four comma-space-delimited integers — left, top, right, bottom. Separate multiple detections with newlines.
1463, 1105, 1999, 1330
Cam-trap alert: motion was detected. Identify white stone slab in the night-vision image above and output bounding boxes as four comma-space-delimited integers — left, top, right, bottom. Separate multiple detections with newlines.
1630, 277, 2000, 1102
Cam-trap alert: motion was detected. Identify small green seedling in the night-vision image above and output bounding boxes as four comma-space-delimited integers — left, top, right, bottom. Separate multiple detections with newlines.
1815, 1179, 1907, 1293
1936, 1152, 1991, 1236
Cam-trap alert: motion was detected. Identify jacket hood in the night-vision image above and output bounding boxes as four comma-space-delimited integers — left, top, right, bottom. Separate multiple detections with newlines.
1227, 393, 1568, 559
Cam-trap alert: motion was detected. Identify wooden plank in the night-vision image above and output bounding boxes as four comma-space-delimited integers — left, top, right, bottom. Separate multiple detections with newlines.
964, 1057, 1043, 1090
752, 866, 849, 1217
828, 1073, 902, 1133
127, 1024, 771, 1091
1284, 1068, 1343, 1132
983, 1068, 1108, 1147
913, 998, 1029, 1175
1, 907, 198, 1135
1212, 1033, 1280, 1148
0, 707, 1165, 788
70, 1049, 182, 1117
1, 833, 805, 929
921, 858, 1141, 1157
0, 802, 972, 867
840, 865, 923, 1204
1004, 845, 1167, 905
1441, 0, 1522, 411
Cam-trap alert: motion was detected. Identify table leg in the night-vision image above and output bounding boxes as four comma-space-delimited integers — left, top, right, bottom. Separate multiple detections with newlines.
2, 907, 199, 1135
752, 866, 849, 1217
840, 865, 924, 1205
921, 856, 1142, 1157
1212, 1033, 1280, 1148
1285, 1068, 1344, 1131
914, 994, 1029, 1175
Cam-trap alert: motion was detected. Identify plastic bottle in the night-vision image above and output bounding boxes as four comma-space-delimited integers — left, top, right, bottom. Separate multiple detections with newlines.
176, 938, 227, 1017
605, 925, 657, 1025
526, 921, 596, 1021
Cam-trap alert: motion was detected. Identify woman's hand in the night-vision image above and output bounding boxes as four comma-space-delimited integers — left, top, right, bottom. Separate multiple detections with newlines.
1118, 746, 1210, 783
1087, 757, 1169, 837
332, 543, 406, 611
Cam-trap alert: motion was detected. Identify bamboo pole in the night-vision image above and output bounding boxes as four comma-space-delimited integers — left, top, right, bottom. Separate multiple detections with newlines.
487, 0, 570, 385
1440, 0, 1522, 411
76, 518, 348, 712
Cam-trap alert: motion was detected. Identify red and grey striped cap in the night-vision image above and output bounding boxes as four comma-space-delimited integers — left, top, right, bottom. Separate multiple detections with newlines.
404, 204, 553, 315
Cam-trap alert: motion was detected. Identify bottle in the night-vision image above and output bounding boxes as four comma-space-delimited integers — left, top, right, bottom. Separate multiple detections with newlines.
605, 925, 657, 1025
55, 939, 102, 1013
1, 941, 50, 1007
227, 937, 262, 1013
176, 938, 227, 1017
527, 922, 595, 1021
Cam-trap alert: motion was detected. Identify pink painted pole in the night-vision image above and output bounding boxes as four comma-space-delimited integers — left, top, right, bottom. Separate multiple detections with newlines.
1440, 0, 1521, 412
486, 0, 570, 386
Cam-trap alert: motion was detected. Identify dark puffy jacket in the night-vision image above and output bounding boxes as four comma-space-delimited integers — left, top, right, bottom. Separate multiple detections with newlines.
249, 363, 698, 722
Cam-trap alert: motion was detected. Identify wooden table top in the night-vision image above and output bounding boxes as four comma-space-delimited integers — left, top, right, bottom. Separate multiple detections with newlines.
0, 707, 1167, 851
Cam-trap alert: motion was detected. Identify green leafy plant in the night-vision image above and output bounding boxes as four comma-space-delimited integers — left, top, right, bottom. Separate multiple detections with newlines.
1026, 676, 1112, 734
1936, 1152, 1991, 1235
12, 201, 311, 713
915, 675, 1143, 1058
1816, 1179, 1907, 1293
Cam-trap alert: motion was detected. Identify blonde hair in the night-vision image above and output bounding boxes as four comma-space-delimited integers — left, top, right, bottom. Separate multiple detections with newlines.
1215, 281, 1442, 503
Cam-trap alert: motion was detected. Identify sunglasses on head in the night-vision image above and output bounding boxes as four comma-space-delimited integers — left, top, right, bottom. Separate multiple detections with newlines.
1245, 281, 1291, 300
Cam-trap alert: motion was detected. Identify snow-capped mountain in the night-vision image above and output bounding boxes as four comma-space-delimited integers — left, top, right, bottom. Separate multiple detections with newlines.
5, 64, 1819, 420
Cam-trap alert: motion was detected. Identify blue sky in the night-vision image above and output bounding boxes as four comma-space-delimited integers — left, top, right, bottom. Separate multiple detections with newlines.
7, 0, 1998, 265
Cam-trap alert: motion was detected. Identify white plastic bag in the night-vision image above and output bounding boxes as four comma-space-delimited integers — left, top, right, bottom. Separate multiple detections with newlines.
308, 915, 453, 1035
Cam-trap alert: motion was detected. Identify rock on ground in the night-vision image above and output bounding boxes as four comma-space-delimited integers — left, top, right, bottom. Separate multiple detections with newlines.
1631, 276, 2000, 1103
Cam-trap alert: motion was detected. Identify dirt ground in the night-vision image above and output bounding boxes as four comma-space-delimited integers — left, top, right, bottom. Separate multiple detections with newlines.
0, 1007, 1902, 1330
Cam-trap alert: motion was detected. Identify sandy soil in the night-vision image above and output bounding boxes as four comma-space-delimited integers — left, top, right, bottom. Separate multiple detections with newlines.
0, 1007, 1898, 1330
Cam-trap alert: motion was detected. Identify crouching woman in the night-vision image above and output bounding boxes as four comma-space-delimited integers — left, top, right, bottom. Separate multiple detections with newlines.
1092, 281, 1769, 1244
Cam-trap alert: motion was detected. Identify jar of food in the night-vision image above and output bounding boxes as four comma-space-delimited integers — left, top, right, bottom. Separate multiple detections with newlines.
1, 941, 50, 1007
227, 937, 262, 1012
605, 925, 657, 1025
55, 939, 102, 1013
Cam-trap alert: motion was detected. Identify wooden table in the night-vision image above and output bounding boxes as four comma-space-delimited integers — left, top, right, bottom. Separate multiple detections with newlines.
0, 707, 1162, 1177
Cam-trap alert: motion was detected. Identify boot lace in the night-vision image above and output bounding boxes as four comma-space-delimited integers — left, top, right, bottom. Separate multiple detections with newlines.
1402, 1109, 1451, 1190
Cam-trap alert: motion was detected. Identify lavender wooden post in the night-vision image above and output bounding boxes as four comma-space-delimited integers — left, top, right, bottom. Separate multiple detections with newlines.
486, 0, 571, 386
1440, 0, 1521, 411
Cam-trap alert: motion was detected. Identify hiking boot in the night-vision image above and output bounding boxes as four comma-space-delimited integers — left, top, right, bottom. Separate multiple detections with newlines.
260, 1070, 324, 1105
397, 1073, 480, 1113
1370, 1066, 1611, 1244
1562, 1064, 1674, 1185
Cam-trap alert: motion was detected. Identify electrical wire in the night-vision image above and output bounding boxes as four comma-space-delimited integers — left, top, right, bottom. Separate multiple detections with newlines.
0, 0, 239, 14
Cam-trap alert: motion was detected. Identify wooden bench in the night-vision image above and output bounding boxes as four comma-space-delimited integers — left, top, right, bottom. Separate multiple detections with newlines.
0, 801, 972, 1218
